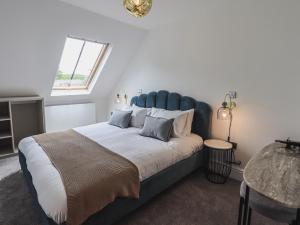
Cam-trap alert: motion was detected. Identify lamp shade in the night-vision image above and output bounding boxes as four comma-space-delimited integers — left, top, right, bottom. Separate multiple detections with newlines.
124, 0, 152, 18
217, 107, 231, 120
116, 94, 121, 104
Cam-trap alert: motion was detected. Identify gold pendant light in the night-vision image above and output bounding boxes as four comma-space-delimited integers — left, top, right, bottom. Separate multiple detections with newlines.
124, 0, 152, 18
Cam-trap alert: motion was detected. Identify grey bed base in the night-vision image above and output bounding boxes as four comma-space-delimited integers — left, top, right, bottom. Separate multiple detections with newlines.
19, 149, 206, 225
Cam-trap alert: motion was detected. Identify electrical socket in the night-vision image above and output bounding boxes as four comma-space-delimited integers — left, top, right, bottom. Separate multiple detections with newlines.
229, 91, 237, 99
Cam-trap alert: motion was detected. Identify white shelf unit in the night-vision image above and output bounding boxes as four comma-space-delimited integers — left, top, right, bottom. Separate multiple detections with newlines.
0, 132, 12, 140
0, 116, 11, 122
0, 96, 45, 158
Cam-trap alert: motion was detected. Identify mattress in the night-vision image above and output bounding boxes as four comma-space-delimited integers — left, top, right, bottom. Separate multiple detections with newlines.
19, 122, 204, 224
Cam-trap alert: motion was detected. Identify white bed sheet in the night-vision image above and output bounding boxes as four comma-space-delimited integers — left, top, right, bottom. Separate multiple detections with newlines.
19, 122, 203, 224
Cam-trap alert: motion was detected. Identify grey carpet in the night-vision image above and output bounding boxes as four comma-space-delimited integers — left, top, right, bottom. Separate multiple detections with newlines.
0, 170, 285, 225
0, 156, 20, 180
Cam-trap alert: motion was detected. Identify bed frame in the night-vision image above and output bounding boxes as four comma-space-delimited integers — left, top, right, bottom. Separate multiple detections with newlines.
19, 90, 212, 225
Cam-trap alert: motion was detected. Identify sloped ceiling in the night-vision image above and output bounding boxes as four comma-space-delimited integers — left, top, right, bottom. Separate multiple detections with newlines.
0, 0, 146, 107
58, 0, 208, 30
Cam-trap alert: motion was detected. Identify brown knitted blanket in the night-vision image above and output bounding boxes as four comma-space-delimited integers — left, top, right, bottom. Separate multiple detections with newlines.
33, 129, 140, 225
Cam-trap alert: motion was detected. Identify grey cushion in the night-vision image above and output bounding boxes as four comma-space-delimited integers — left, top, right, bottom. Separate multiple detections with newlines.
140, 116, 174, 142
109, 110, 132, 128
240, 181, 297, 223
130, 105, 149, 128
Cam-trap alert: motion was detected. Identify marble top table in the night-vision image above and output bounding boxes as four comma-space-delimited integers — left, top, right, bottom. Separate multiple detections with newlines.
244, 142, 300, 208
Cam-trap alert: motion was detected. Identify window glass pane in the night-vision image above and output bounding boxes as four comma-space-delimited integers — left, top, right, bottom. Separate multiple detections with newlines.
52, 37, 109, 92
54, 38, 84, 88
70, 42, 103, 87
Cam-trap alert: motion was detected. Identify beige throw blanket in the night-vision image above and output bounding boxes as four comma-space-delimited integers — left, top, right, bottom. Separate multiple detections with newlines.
33, 129, 140, 225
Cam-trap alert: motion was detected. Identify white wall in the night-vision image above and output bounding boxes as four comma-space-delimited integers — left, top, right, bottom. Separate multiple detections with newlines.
110, 0, 300, 167
0, 0, 146, 122
45, 103, 96, 132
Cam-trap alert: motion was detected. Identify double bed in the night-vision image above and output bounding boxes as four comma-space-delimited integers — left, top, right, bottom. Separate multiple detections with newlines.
19, 90, 212, 225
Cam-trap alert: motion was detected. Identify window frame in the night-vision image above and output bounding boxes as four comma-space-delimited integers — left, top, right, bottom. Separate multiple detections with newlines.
52, 36, 110, 91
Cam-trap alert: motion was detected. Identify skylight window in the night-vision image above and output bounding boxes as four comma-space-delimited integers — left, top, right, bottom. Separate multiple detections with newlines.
51, 37, 110, 96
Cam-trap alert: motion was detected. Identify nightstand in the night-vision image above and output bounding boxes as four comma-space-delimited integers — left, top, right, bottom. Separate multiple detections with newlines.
204, 139, 233, 184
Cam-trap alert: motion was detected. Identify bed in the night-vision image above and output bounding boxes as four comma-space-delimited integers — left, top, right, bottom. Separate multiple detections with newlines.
19, 90, 212, 225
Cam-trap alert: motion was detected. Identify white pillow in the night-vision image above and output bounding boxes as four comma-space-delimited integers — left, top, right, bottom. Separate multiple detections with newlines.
185, 109, 195, 135
122, 105, 132, 111
122, 104, 151, 115
128, 104, 150, 128
150, 108, 194, 137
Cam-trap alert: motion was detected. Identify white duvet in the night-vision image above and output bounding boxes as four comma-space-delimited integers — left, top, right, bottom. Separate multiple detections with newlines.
19, 122, 203, 224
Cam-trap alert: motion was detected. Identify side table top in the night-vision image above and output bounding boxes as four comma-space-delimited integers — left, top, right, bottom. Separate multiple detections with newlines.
204, 139, 233, 150
244, 142, 300, 208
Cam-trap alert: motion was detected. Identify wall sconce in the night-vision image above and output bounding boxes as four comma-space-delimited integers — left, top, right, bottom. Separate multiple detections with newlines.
124, 94, 128, 104
217, 92, 237, 142
115, 93, 128, 104
217, 92, 241, 165
116, 94, 121, 104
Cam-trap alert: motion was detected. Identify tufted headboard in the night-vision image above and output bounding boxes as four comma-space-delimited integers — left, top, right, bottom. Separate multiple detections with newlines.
130, 90, 212, 140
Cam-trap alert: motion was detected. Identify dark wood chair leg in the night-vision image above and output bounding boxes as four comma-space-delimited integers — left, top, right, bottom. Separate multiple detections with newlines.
296, 209, 300, 225
242, 185, 250, 225
237, 197, 244, 225
247, 207, 252, 225
290, 209, 300, 225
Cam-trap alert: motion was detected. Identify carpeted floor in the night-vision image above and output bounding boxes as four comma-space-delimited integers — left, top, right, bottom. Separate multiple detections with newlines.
0, 170, 285, 225
0, 156, 20, 180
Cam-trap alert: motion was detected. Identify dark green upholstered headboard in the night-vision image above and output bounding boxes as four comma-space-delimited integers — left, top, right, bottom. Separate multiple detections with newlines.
130, 90, 212, 140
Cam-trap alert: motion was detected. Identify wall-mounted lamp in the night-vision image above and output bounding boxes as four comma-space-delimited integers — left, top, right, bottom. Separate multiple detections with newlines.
115, 93, 128, 105
217, 92, 237, 142
116, 94, 121, 104
124, 94, 128, 104
217, 92, 241, 165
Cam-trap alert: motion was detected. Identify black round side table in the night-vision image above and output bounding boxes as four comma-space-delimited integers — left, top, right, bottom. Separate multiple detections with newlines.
204, 139, 233, 184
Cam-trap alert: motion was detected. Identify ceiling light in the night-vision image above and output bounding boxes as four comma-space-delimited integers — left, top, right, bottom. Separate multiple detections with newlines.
124, 0, 152, 18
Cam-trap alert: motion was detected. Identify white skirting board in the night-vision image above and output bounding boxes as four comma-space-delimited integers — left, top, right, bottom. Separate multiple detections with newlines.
45, 103, 96, 132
